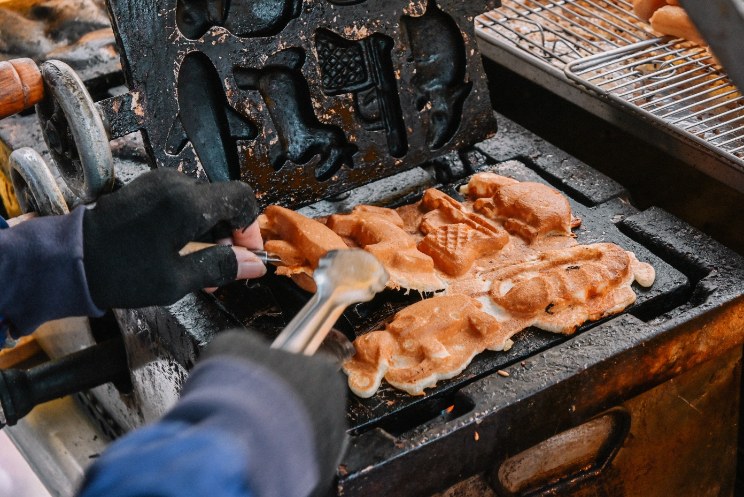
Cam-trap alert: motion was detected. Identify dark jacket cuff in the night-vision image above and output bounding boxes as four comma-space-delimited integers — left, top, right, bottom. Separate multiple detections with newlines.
0, 206, 103, 336
166, 357, 321, 497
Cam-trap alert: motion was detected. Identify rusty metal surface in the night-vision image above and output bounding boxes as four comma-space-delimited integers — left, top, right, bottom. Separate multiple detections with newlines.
431, 474, 498, 497
487, 349, 740, 497
605, 348, 739, 497
104, 0, 498, 207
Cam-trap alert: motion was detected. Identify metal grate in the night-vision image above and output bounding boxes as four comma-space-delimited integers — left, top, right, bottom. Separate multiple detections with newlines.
565, 40, 744, 161
475, 0, 654, 67
476, 0, 744, 168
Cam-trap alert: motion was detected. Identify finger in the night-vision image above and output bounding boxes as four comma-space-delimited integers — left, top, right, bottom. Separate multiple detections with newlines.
232, 221, 264, 250
191, 181, 259, 236
234, 246, 267, 280
178, 244, 240, 290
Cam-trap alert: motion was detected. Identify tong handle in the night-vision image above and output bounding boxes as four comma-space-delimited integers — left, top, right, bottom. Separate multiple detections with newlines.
270, 289, 346, 355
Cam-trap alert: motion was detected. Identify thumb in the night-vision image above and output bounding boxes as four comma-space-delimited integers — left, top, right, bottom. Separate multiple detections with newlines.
233, 246, 268, 280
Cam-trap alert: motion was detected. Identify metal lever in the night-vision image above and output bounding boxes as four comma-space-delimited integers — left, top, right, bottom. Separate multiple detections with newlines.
0, 337, 130, 428
271, 249, 389, 356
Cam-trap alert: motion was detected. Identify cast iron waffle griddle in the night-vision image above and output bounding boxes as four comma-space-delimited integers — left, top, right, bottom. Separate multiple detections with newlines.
104, 0, 498, 207
217, 156, 689, 433
103, 114, 744, 497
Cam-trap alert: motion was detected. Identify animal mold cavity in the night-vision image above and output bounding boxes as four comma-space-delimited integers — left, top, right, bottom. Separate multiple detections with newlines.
401, 0, 472, 150
234, 47, 358, 181
176, 0, 303, 40
170, 51, 257, 182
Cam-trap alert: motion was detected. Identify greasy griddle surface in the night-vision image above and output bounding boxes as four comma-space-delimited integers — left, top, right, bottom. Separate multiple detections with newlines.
217, 159, 688, 432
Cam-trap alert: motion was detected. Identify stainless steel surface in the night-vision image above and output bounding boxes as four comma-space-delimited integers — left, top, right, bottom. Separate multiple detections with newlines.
271, 249, 389, 356
679, 0, 744, 95
475, 0, 744, 192
5, 396, 110, 497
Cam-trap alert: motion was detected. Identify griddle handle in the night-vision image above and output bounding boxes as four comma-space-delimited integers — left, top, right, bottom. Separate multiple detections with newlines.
0, 58, 44, 119
0, 337, 129, 428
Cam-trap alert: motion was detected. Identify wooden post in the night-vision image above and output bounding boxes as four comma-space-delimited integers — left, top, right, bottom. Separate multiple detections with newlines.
0, 58, 44, 120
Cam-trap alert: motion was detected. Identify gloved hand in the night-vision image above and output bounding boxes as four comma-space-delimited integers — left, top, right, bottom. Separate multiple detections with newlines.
202, 330, 348, 497
83, 168, 264, 310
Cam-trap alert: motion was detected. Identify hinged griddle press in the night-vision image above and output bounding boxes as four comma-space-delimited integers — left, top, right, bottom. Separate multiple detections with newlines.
10, 0, 497, 212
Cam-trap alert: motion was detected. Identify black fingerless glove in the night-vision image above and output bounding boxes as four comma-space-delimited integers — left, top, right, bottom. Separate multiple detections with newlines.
202, 330, 348, 497
83, 168, 259, 310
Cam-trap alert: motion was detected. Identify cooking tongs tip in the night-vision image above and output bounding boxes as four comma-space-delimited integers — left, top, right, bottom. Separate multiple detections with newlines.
270, 249, 389, 359
179, 242, 283, 265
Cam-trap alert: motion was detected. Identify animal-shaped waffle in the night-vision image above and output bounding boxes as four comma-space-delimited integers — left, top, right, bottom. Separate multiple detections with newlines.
343, 294, 511, 397
327, 205, 446, 292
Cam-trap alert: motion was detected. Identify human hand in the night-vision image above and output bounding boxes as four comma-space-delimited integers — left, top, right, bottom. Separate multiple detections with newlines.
83, 168, 265, 310
203, 220, 265, 292
201, 330, 348, 497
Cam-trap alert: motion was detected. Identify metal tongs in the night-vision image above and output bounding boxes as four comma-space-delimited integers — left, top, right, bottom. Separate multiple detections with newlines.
678, 0, 744, 94
270, 249, 389, 358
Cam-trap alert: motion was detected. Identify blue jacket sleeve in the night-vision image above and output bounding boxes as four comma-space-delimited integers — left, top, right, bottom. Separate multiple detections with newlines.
77, 357, 321, 497
0, 207, 103, 342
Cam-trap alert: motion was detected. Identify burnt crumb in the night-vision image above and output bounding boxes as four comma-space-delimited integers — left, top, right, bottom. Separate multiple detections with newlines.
566, 265, 581, 271
88, 453, 101, 459
30, 5, 55, 19
545, 303, 555, 314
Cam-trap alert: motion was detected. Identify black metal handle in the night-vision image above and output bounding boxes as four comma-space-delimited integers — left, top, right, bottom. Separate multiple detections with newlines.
0, 337, 129, 428
491, 407, 630, 497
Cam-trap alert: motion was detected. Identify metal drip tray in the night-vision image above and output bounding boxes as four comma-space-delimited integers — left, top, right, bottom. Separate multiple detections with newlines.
475, 0, 744, 193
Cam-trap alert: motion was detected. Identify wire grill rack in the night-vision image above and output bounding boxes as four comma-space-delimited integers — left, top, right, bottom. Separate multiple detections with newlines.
565, 40, 744, 161
476, 0, 744, 167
